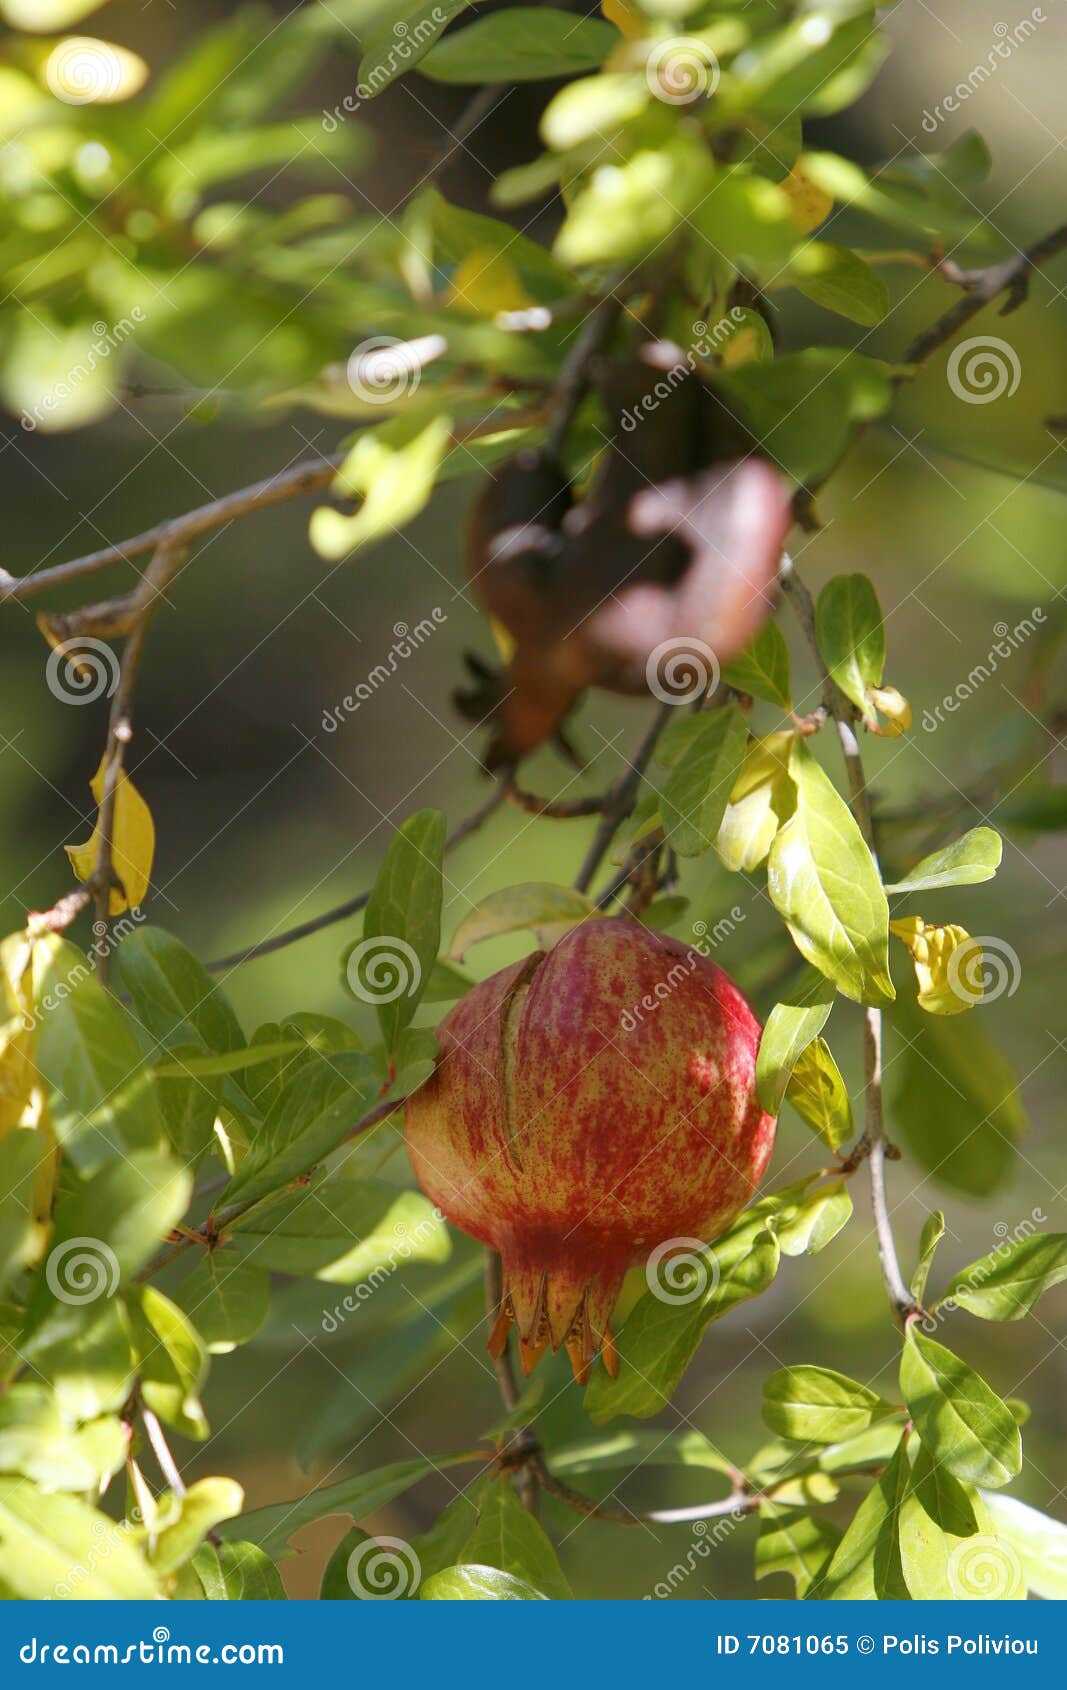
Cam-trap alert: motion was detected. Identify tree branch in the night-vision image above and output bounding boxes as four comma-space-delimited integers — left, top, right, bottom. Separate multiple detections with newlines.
903, 219, 1067, 369
779, 562, 917, 1323
203, 778, 508, 973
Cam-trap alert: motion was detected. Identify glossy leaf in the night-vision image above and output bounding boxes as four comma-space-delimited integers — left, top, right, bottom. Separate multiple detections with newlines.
354, 809, 445, 1053
763, 1366, 893, 1444
659, 705, 749, 859
788, 242, 889, 326
223, 1050, 376, 1207
784, 1036, 853, 1149
755, 972, 834, 1112
817, 1436, 910, 1599
911, 1211, 945, 1302
448, 883, 593, 961
0, 1479, 158, 1599
227, 1178, 449, 1282
756, 1508, 840, 1597
815, 573, 885, 717
767, 741, 893, 1005
420, 1564, 548, 1599
461, 1478, 571, 1599
980, 1493, 1067, 1599
721, 623, 792, 711
117, 927, 244, 1055
172, 1256, 270, 1354
885, 827, 1003, 894
940, 1234, 1067, 1322
192, 1539, 287, 1600
900, 1329, 1021, 1489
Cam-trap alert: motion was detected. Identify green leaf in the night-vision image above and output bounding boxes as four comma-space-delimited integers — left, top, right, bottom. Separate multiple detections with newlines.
715, 349, 891, 487
0, 1478, 159, 1599
227, 1178, 449, 1282
784, 1036, 853, 1150
762, 1366, 893, 1443
409, 1489, 485, 1584
223, 1050, 376, 1207
32, 936, 164, 1172
128, 1284, 209, 1441
885, 827, 1003, 894
755, 973, 834, 1112
18, 1300, 134, 1422
420, 10, 616, 83
900, 1329, 1021, 1489
357, 2, 475, 95
721, 623, 792, 710
714, 10, 887, 123
940, 1234, 1067, 1322
999, 784, 1067, 833
117, 928, 244, 1055
172, 1256, 270, 1354
886, 998, 1023, 1196
36, 1148, 191, 1293
897, 1444, 1021, 1599
0, 1130, 45, 1295
555, 133, 714, 268
539, 71, 649, 150
0, 1386, 125, 1491
228, 1452, 477, 1559
911, 1211, 945, 1302
151, 1478, 245, 1576
311, 416, 452, 559
551, 1427, 734, 1480
767, 741, 893, 1004
815, 573, 885, 717
420, 1564, 548, 1599
817, 1436, 911, 1599
694, 168, 801, 273
773, 1181, 852, 1257
1, 0, 108, 26
787, 242, 889, 326
192, 1538, 287, 1600
352, 809, 445, 1053
659, 705, 749, 859
756, 1508, 841, 1597
462, 1477, 571, 1599
447, 884, 593, 961
153, 1045, 221, 1172
586, 1221, 780, 1422
980, 1493, 1067, 1599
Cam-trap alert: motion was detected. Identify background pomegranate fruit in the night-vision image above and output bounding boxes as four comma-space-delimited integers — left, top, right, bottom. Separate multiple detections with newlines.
405, 918, 776, 1384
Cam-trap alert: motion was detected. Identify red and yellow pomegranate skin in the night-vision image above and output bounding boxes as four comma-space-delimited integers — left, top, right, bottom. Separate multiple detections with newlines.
405, 918, 775, 1383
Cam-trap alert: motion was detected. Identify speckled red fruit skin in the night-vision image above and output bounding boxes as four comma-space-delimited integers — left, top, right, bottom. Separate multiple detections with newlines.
404, 918, 775, 1380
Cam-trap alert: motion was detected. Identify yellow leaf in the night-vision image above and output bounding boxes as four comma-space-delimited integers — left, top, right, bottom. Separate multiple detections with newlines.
868, 684, 912, 736
889, 916, 982, 1015
601, 0, 645, 39
65, 756, 155, 914
781, 161, 832, 233
447, 249, 534, 317
0, 933, 35, 1134
716, 731, 795, 873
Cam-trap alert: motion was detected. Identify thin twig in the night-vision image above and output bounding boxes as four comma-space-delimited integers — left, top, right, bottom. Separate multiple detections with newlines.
503, 781, 607, 819
573, 703, 672, 894
204, 779, 508, 973
419, 84, 508, 193
780, 562, 916, 1323
141, 1406, 186, 1498
0, 412, 543, 607
903, 219, 1067, 368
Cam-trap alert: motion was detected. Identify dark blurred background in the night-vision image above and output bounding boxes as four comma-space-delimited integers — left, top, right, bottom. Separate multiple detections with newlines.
1, 0, 1065, 1597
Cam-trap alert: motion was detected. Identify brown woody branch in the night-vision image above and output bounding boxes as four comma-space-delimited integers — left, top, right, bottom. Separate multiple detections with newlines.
903, 220, 1067, 369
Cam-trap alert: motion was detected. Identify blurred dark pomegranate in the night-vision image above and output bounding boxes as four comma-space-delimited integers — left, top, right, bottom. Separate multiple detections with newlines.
405, 919, 775, 1383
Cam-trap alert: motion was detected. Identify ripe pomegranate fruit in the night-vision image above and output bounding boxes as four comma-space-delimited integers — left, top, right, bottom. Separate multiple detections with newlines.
405, 918, 775, 1384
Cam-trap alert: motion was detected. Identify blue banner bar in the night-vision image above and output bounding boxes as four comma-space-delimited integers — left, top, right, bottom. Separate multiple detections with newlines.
0, 1602, 1054, 1685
